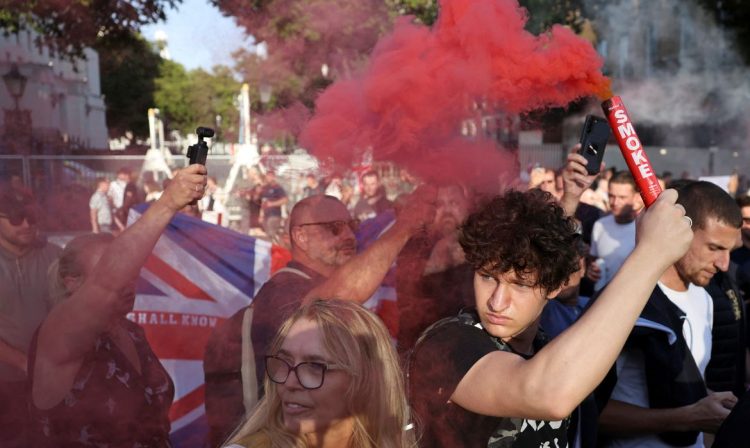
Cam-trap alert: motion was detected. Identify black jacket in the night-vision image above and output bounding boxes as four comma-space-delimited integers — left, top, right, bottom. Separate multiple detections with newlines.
705, 269, 748, 398
596, 285, 708, 446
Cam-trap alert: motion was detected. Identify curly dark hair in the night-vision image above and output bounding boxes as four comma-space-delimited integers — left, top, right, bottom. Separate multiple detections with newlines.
459, 189, 581, 293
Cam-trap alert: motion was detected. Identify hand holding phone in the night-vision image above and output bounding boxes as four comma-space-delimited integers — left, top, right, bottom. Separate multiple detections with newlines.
579, 115, 610, 175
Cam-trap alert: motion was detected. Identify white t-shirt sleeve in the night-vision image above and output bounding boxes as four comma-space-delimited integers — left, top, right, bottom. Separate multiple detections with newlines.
89, 193, 98, 210
610, 347, 650, 407
590, 220, 602, 257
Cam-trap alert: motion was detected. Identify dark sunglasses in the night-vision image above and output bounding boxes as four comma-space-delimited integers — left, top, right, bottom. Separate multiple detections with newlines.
296, 219, 360, 236
0, 209, 38, 226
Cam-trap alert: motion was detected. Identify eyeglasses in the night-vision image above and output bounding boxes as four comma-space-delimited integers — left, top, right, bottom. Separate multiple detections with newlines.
0, 209, 38, 226
296, 219, 360, 236
265, 355, 341, 390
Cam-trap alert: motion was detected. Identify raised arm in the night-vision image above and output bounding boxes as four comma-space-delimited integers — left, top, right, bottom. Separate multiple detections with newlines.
452, 190, 693, 420
305, 186, 436, 304
560, 144, 601, 217
36, 165, 207, 366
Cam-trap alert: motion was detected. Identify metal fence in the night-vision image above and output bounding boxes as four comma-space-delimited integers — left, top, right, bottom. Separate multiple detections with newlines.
1, 143, 748, 232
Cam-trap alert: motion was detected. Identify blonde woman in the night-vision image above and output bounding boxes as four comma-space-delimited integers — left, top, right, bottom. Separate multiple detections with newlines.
225, 299, 415, 448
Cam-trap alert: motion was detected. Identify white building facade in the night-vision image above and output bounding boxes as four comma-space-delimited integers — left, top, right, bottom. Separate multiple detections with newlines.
0, 29, 108, 151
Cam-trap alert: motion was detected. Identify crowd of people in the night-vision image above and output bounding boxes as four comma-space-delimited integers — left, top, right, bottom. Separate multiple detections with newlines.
226, 166, 404, 245
1, 144, 749, 448
84, 156, 431, 252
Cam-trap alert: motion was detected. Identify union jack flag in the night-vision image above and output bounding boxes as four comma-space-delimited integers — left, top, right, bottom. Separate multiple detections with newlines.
127, 205, 290, 447
126, 204, 395, 447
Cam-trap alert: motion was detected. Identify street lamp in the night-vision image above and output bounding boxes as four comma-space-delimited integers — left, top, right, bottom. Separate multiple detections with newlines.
3, 64, 27, 110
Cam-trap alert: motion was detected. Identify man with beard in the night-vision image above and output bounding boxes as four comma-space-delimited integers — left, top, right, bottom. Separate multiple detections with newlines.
598, 181, 742, 448
397, 184, 475, 354
0, 189, 60, 447
352, 170, 393, 221
588, 172, 642, 291
203, 192, 434, 446
730, 195, 750, 299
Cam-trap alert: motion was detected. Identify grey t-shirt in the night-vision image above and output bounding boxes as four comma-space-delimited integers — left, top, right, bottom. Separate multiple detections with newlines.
89, 191, 113, 226
0, 242, 61, 381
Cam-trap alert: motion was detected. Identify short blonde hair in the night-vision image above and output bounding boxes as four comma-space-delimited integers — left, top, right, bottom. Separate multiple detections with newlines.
227, 299, 415, 448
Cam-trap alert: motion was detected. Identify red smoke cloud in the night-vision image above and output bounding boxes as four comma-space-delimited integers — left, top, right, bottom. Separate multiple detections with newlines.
258, 102, 312, 143
300, 0, 611, 191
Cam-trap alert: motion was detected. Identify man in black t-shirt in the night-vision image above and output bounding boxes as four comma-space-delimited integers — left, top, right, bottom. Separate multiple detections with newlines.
352, 170, 393, 221
731, 195, 750, 299
408, 151, 696, 448
259, 171, 288, 239
397, 184, 475, 354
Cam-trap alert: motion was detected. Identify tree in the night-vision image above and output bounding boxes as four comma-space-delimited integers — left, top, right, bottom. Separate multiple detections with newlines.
214, 0, 595, 148
96, 33, 162, 139
154, 61, 241, 140
213, 0, 391, 112
385, 0, 586, 31
0, 0, 181, 60
386, 0, 438, 25
154, 59, 194, 135
184, 66, 242, 142
216, 0, 590, 115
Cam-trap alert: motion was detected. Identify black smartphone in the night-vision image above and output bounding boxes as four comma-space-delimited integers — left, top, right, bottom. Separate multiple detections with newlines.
579, 115, 610, 175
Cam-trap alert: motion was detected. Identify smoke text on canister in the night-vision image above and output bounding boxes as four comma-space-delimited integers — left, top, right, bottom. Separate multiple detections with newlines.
602, 96, 662, 207
613, 109, 655, 181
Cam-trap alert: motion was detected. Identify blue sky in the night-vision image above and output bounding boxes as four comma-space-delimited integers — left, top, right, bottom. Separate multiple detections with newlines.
141, 0, 254, 72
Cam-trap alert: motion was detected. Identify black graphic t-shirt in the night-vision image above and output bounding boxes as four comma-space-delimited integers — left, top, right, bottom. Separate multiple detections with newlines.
408, 310, 569, 448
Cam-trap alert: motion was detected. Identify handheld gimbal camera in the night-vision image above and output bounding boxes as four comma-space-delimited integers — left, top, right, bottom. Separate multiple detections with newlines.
186, 127, 214, 165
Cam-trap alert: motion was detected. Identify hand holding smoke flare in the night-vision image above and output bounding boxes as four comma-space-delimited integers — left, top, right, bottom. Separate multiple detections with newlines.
601, 96, 662, 208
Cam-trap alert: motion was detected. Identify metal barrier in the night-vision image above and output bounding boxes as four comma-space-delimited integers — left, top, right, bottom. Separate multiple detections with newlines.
1, 144, 745, 232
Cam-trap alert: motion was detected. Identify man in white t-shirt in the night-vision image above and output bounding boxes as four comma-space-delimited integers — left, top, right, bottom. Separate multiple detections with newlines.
588, 172, 642, 291
598, 181, 741, 448
107, 167, 130, 211
89, 178, 113, 233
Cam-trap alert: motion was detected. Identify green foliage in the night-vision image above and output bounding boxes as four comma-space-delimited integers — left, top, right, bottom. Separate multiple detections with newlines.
214, 0, 390, 117
384, 0, 586, 31
386, 0, 438, 25
154, 60, 193, 135
519, 0, 586, 34
98, 32, 241, 140
96, 33, 162, 139
154, 61, 241, 140
0, 0, 181, 60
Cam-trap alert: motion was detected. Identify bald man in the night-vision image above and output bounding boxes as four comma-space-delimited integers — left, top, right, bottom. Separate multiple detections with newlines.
203, 193, 434, 446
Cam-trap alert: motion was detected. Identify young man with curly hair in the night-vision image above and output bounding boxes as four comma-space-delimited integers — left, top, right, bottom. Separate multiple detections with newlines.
407, 154, 695, 447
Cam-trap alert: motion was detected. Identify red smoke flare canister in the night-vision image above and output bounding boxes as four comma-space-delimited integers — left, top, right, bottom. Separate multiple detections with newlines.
601, 96, 662, 208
